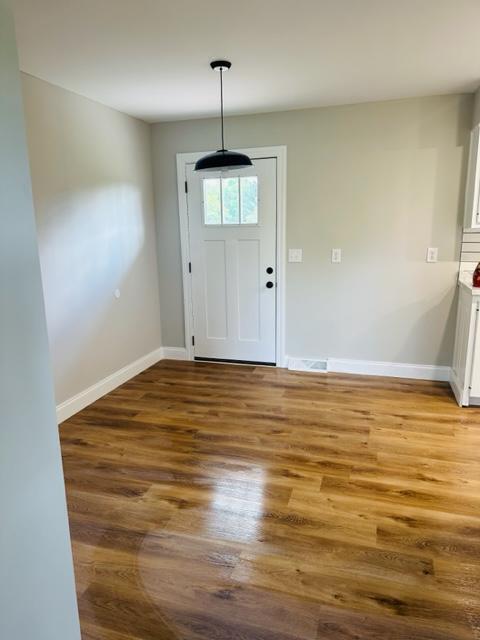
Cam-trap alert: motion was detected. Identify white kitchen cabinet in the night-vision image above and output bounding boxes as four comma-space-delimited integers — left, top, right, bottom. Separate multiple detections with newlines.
463, 124, 480, 230
450, 274, 480, 405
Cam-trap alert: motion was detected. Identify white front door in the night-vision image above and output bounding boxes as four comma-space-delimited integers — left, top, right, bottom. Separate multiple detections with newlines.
186, 157, 277, 364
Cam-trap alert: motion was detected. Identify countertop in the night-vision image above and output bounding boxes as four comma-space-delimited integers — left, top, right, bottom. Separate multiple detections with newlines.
458, 271, 480, 296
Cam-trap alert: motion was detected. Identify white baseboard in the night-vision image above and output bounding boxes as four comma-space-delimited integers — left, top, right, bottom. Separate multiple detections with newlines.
57, 348, 450, 424
329, 358, 450, 381
162, 347, 188, 360
56, 346, 190, 424
56, 347, 163, 424
287, 356, 450, 382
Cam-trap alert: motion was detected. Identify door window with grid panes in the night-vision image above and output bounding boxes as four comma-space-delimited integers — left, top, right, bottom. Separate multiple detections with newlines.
203, 176, 258, 225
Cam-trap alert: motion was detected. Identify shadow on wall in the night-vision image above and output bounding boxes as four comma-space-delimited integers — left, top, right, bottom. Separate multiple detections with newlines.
22, 73, 161, 406
38, 182, 147, 403
400, 96, 471, 368
398, 287, 459, 367
415, 95, 472, 261
320, 96, 471, 366
307, 263, 460, 367
350, 284, 459, 367
388, 286, 460, 366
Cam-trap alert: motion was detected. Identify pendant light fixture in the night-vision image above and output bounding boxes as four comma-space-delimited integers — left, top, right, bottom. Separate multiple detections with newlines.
195, 60, 252, 172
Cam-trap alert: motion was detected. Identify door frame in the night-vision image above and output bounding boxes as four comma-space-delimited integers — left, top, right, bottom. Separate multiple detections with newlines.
176, 145, 287, 366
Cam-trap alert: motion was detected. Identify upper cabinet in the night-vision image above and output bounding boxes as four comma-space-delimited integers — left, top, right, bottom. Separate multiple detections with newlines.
464, 124, 480, 230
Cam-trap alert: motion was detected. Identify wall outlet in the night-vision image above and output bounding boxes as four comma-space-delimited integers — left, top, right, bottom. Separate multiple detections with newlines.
288, 248, 303, 263
114, 289, 121, 299
426, 247, 438, 263
331, 248, 342, 263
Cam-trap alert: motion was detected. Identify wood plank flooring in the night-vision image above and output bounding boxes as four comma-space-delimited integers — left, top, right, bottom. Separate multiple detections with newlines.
60, 360, 480, 639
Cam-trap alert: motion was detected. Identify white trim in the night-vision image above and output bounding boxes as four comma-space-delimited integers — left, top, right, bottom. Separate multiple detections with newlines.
176, 146, 287, 367
162, 347, 188, 360
287, 356, 451, 382
176, 153, 195, 361
56, 347, 163, 424
56, 347, 453, 425
328, 358, 450, 381
275, 147, 287, 367
449, 368, 466, 405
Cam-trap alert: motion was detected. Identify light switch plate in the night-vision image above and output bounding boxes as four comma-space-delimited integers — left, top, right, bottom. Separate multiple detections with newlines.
426, 247, 438, 263
288, 248, 303, 263
331, 248, 342, 263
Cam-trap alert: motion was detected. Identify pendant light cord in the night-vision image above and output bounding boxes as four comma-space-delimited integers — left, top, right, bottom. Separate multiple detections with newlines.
194, 60, 252, 171
220, 67, 225, 151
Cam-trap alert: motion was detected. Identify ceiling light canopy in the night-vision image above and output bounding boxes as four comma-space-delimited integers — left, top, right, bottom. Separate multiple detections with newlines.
195, 60, 252, 172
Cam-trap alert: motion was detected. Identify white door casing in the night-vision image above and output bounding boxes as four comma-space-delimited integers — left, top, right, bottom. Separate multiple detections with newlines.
187, 158, 276, 363
464, 124, 480, 230
177, 146, 287, 367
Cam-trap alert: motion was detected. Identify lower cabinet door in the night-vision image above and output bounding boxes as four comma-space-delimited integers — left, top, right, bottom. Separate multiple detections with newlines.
468, 302, 480, 398
451, 287, 477, 405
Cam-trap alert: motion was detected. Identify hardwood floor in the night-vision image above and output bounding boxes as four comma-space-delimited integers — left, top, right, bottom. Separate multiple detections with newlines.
60, 360, 480, 639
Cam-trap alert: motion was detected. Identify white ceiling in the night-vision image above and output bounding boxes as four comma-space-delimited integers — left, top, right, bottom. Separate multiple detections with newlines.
12, 0, 480, 123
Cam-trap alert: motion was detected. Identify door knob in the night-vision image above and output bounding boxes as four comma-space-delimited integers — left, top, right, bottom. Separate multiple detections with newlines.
266, 281, 274, 289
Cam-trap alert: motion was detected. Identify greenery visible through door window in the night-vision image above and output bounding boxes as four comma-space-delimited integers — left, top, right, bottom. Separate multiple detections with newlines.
203, 179, 221, 224
203, 176, 258, 225
240, 176, 258, 223
222, 177, 240, 224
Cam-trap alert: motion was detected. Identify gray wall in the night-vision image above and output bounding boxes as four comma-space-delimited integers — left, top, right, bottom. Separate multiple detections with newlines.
472, 87, 480, 127
0, 3, 80, 638
21, 74, 162, 405
153, 94, 471, 366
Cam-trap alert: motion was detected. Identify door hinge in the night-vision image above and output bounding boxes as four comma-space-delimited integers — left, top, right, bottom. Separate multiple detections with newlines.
192, 336, 195, 346
188, 262, 192, 273
185, 180, 188, 194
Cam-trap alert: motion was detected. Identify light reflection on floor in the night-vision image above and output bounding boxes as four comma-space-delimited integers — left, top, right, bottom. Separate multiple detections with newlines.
209, 465, 266, 543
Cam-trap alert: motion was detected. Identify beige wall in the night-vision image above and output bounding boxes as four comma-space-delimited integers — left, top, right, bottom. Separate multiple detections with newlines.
153, 94, 471, 366
0, 3, 80, 637
22, 74, 162, 405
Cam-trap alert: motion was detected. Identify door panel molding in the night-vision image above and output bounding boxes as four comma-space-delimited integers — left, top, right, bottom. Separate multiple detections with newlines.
176, 146, 287, 366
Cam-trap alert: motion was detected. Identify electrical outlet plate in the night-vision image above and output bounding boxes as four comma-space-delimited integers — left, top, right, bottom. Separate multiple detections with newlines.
331, 248, 342, 263
426, 247, 438, 263
288, 248, 303, 263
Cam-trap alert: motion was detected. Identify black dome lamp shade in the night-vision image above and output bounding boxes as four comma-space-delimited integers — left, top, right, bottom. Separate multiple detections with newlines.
195, 60, 252, 172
